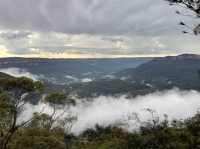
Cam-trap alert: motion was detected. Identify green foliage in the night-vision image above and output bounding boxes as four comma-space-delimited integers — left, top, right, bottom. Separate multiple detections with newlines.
70, 79, 152, 98
68, 113, 200, 149
2, 73, 200, 149
0, 91, 12, 134
45, 92, 66, 105
34, 81, 44, 92
9, 128, 65, 149
0, 76, 44, 149
45, 92, 76, 106
0, 77, 44, 92
28, 113, 53, 130
1, 91, 200, 149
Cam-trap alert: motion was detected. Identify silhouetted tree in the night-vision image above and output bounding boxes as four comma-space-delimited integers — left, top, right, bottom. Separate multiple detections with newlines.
166, 0, 200, 35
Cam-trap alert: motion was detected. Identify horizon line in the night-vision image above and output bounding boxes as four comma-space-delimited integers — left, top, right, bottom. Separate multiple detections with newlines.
0, 54, 183, 59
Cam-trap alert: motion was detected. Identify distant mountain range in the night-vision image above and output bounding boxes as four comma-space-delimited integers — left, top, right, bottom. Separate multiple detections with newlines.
69, 54, 200, 98
0, 57, 150, 85
1, 54, 200, 98
116, 54, 200, 89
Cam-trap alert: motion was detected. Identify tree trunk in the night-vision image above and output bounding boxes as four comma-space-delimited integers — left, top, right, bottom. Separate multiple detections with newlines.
64, 134, 73, 149
0, 140, 8, 149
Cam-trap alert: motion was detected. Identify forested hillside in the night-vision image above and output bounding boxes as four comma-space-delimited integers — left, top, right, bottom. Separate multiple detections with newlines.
68, 54, 200, 98
1, 74, 200, 149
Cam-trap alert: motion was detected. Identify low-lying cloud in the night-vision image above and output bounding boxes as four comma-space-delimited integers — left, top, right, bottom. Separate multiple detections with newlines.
21, 89, 200, 135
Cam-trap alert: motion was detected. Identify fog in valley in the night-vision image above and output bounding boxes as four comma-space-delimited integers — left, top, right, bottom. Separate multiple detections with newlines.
20, 88, 200, 135
2, 67, 200, 135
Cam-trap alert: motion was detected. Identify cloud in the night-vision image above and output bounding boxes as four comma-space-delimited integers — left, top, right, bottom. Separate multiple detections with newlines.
0, 0, 199, 58
81, 78, 92, 83
0, 0, 194, 36
1, 31, 199, 58
0, 67, 39, 80
20, 89, 200, 135
0, 31, 32, 40
0, 31, 199, 58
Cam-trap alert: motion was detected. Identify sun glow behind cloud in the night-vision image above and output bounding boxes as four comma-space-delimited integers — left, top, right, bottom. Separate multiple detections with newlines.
0, 45, 13, 57
0, 30, 198, 58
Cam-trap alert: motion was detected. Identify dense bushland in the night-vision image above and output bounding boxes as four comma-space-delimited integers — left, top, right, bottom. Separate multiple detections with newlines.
1, 75, 200, 149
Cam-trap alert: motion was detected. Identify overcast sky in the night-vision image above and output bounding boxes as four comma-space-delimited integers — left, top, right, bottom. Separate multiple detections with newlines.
0, 0, 199, 58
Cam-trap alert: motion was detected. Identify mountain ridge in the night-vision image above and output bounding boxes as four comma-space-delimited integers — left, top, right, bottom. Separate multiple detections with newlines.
70, 54, 200, 98
116, 53, 200, 88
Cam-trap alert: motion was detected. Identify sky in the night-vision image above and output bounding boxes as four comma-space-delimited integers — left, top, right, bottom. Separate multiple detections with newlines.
0, 0, 199, 58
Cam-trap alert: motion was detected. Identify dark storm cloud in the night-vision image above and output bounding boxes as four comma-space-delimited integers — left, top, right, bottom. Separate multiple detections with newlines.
0, 0, 184, 36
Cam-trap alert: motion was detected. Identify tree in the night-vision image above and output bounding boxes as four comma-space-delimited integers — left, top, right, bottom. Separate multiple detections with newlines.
44, 92, 76, 131
0, 77, 43, 149
166, 0, 200, 35
44, 92, 77, 149
9, 127, 66, 149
